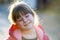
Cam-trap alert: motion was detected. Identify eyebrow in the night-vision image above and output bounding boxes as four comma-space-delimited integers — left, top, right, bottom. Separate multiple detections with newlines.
19, 11, 29, 15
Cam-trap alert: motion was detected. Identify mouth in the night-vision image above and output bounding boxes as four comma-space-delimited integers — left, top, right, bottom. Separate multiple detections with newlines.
24, 21, 31, 26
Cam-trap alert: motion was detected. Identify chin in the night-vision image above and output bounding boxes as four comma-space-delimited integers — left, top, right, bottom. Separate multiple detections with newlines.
24, 27, 32, 30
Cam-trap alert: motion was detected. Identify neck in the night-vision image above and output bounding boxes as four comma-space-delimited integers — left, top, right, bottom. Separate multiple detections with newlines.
22, 27, 36, 34
22, 27, 37, 39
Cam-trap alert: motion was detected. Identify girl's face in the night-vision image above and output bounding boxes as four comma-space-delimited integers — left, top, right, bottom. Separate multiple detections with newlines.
16, 13, 34, 30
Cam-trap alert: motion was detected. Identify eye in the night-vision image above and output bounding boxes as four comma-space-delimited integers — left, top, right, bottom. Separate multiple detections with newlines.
19, 19, 22, 21
17, 18, 23, 22
25, 14, 29, 18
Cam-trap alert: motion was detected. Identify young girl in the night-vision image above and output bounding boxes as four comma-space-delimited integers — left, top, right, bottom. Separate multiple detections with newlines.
7, 1, 49, 40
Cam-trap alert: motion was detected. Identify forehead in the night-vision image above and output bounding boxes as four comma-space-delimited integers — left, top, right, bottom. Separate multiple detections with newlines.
13, 5, 33, 19
19, 11, 28, 15
19, 11, 28, 17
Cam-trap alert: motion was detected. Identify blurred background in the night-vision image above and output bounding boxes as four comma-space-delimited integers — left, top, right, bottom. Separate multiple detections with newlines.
0, 0, 60, 40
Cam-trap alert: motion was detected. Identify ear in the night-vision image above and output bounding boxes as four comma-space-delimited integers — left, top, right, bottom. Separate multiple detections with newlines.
13, 29, 22, 40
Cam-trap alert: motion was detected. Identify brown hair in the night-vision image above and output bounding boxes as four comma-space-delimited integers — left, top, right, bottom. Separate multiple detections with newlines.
8, 2, 36, 24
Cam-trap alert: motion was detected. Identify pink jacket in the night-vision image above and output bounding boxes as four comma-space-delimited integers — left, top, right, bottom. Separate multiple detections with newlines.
7, 24, 49, 40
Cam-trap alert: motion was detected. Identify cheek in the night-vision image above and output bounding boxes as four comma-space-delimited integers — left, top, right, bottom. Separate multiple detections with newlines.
18, 21, 24, 26
29, 16, 34, 21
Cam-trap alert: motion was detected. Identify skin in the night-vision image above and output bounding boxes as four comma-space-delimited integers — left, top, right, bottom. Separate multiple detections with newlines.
16, 13, 37, 39
7, 13, 37, 40
16, 13, 34, 31
8, 11, 49, 40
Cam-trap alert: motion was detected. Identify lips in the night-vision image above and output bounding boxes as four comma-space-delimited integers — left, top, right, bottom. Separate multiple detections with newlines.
24, 21, 31, 26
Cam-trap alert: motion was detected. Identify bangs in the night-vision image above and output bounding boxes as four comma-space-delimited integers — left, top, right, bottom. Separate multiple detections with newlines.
12, 5, 31, 20
10, 3, 34, 24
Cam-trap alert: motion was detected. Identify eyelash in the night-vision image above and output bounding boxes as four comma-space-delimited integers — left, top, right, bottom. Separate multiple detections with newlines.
18, 18, 23, 22
25, 15, 29, 18
18, 15, 29, 22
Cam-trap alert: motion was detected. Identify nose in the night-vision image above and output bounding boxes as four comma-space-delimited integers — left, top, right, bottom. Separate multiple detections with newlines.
23, 17, 27, 23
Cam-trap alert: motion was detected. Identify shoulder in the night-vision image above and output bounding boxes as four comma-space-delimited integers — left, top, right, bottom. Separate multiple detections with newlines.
37, 24, 49, 40
34, 24, 44, 40
34, 24, 45, 33
38, 24, 45, 33
34, 24, 44, 34
13, 29, 22, 40
9, 24, 18, 36
9, 24, 22, 40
